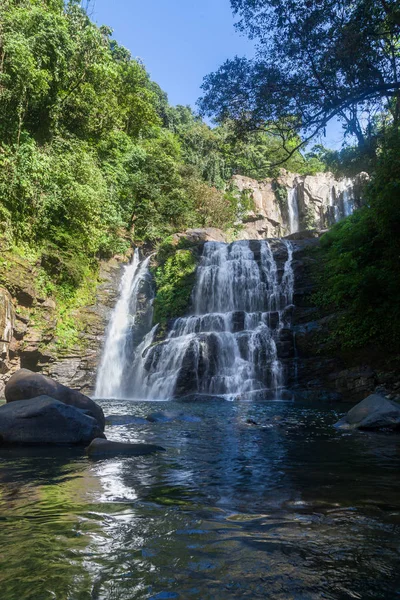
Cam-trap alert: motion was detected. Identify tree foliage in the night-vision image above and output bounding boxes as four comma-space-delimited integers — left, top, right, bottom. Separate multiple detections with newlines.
0, 0, 330, 320
0, 2, 233, 275
200, 0, 400, 157
315, 127, 400, 351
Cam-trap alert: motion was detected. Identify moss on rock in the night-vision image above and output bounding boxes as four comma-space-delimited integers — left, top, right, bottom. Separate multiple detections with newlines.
152, 240, 199, 325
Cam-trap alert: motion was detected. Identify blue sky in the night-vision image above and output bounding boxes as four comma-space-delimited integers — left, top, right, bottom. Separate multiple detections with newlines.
92, 0, 343, 149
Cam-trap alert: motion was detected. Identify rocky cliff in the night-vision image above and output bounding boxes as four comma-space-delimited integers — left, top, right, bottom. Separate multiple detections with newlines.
289, 239, 400, 402
232, 170, 369, 239
0, 247, 128, 397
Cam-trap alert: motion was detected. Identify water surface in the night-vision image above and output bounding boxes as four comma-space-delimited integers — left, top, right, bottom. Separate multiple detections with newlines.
0, 399, 399, 599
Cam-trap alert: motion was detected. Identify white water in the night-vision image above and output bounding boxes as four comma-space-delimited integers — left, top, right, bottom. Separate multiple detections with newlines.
132, 240, 295, 400
95, 250, 153, 399
286, 177, 357, 231
340, 179, 355, 217
329, 186, 340, 222
288, 187, 300, 233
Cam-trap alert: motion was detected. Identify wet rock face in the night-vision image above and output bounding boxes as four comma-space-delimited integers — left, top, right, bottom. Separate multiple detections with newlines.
0, 396, 104, 445
0, 288, 14, 345
288, 238, 362, 400
0, 251, 128, 396
232, 171, 369, 239
288, 238, 399, 402
172, 228, 228, 244
43, 256, 127, 393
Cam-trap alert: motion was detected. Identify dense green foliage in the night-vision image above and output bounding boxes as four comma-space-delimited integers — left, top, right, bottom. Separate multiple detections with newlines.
0, 1, 322, 274
315, 128, 400, 351
164, 105, 325, 185
0, 0, 327, 354
152, 240, 198, 325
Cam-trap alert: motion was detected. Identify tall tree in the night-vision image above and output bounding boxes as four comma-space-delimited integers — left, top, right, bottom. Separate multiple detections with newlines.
199, 0, 400, 159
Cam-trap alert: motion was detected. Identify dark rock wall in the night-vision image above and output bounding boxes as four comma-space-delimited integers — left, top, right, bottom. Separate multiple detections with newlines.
290, 239, 399, 402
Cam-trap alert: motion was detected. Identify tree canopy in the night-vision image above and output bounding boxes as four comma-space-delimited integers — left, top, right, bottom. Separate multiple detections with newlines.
200, 0, 400, 157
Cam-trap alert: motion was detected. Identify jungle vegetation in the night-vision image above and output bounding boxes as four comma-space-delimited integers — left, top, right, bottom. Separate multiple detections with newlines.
0, 0, 323, 298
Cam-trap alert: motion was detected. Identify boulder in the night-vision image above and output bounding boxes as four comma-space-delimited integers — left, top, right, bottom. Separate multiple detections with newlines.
86, 438, 165, 457
0, 396, 104, 445
5, 369, 105, 430
335, 394, 400, 431
172, 228, 228, 245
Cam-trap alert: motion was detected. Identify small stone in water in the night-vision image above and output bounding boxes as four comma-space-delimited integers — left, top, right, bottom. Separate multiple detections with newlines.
86, 438, 166, 457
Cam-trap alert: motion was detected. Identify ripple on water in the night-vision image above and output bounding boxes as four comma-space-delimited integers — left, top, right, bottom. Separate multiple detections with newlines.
0, 399, 399, 599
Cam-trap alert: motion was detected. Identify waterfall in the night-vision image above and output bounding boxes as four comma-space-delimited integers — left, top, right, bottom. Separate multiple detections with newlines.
341, 179, 355, 217
132, 240, 295, 401
95, 250, 153, 399
329, 186, 340, 223
288, 187, 300, 233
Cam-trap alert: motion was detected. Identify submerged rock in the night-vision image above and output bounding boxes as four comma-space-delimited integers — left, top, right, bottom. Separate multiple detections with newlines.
146, 411, 176, 423
106, 414, 148, 426
146, 411, 202, 423
335, 394, 400, 431
0, 396, 104, 445
5, 369, 105, 430
86, 438, 165, 457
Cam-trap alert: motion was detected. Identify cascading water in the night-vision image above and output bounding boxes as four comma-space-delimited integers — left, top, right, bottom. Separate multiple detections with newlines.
132, 239, 295, 401
287, 187, 300, 233
341, 179, 355, 217
95, 250, 154, 399
329, 186, 340, 223
285, 176, 359, 232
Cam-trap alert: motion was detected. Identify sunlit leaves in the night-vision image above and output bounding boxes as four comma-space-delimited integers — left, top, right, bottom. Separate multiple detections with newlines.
200, 0, 400, 151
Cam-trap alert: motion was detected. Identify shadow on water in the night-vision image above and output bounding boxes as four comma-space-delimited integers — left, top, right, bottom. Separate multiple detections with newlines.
0, 399, 399, 599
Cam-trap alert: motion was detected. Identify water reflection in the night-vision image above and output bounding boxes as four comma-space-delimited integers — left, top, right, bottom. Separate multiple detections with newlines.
0, 400, 399, 599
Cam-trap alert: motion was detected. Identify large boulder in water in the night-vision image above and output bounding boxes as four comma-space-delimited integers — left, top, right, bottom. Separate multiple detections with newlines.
5, 369, 105, 430
0, 396, 104, 445
86, 438, 165, 457
335, 394, 400, 431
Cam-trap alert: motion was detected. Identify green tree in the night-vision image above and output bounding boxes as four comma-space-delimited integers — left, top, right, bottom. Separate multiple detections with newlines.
200, 0, 400, 159
316, 126, 400, 350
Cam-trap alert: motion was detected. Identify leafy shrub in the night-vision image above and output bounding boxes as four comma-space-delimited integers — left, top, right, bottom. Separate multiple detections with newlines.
152, 248, 198, 325
315, 128, 400, 350
186, 179, 237, 228
273, 182, 288, 213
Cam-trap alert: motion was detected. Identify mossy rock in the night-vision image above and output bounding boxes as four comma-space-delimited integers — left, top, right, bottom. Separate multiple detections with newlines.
152, 243, 199, 326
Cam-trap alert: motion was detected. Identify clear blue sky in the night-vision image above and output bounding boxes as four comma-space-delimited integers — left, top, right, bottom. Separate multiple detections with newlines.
92, 0, 254, 107
92, 0, 343, 149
